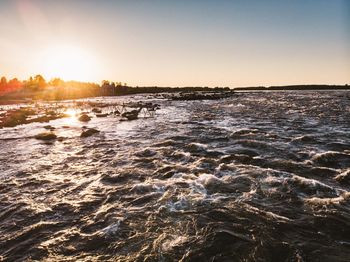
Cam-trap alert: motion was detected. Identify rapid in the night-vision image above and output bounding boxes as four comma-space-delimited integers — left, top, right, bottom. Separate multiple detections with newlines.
0, 91, 350, 261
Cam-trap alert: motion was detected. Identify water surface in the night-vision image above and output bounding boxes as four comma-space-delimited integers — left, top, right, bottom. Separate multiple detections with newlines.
1, 91, 350, 261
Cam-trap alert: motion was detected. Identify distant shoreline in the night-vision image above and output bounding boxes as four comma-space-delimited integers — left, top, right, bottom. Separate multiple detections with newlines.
234, 88, 350, 93
233, 85, 350, 91
0, 85, 349, 106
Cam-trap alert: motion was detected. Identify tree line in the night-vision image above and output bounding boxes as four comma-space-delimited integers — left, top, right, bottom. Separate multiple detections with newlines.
0, 75, 101, 99
0, 74, 231, 101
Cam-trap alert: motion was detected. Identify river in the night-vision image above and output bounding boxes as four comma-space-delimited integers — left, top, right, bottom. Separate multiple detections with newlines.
0, 91, 350, 261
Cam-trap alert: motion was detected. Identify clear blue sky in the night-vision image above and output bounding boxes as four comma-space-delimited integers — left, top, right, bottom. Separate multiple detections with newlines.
0, 0, 349, 86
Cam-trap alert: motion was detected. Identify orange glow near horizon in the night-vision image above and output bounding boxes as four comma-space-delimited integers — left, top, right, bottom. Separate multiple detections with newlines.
39, 45, 99, 82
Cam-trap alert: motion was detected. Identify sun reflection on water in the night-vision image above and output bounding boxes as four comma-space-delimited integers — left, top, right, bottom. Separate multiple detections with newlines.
63, 108, 79, 125
65, 108, 78, 117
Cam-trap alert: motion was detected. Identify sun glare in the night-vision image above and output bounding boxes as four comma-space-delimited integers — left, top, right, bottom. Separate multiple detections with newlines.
62, 108, 80, 126
40, 45, 97, 82
65, 108, 78, 117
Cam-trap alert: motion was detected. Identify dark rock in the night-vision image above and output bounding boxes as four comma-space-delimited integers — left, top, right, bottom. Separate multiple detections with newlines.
79, 114, 91, 122
43, 125, 55, 130
121, 110, 140, 120
35, 132, 57, 140
92, 108, 102, 113
96, 113, 108, 117
171, 91, 235, 101
81, 128, 99, 137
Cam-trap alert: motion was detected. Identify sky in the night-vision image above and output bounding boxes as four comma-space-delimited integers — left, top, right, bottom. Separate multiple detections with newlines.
0, 0, 349, 87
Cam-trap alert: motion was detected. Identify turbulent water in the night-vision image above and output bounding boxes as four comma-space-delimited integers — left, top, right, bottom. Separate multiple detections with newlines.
1, 91, 350, 261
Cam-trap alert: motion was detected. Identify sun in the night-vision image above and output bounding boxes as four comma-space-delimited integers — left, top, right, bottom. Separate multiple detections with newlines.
40, 44, 98, 82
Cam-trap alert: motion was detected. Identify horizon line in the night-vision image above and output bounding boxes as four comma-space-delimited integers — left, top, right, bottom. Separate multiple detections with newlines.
0, 75, 349, 89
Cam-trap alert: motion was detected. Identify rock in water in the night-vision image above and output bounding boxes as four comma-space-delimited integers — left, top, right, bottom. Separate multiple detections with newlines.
92, 108, 102, 113
81, 128, 99, 137
96, 113, 108, 118
43, 125, 55, 130
79, 114, 91, 122
35, 132, 57, 140
121, 110, 140, 120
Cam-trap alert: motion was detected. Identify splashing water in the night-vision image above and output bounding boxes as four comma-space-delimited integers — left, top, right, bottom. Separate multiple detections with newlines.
0, 91, 350, 261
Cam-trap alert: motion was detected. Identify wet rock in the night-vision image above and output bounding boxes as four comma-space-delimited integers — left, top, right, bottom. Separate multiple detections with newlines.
171, 91, 234, 101
121, 110, 140, 120
96, 113, 108, 117
78, 114, 91, 122
81, 128, 99, 137
43, 125, 55, 130
92, 108, 102, 113
34, 132, 57, 140
0, 108, 35, 128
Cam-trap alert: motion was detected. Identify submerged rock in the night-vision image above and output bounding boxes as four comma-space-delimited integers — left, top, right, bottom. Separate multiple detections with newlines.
79, 114, 91, 122
81, 128, 99, 137
35, 132, 57, 140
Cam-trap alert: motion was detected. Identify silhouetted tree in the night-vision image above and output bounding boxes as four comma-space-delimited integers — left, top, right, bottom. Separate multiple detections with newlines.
49, 78, 64, 87
34, 74, 46, 88
6, 78, 22, 93
1, 76, 7, 85
102, 80, 110, 86
24, 76, 35, 90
